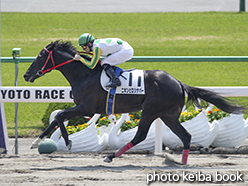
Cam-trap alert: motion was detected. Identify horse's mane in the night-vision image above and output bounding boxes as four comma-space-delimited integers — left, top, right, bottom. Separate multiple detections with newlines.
50, 40, 102, 71
52, 40, 78, 56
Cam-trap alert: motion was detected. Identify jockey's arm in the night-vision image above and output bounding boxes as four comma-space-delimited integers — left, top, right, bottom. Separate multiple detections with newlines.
79, 47, 102, 69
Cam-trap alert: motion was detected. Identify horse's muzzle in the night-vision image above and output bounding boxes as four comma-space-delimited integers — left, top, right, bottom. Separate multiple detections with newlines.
23, 73, 35, 83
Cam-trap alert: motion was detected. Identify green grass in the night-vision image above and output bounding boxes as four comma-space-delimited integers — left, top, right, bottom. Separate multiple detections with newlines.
2, 12, 248, 56
1, 12, 248, 137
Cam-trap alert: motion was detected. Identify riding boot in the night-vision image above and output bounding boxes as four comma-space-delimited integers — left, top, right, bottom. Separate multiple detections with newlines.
103, 64, 121, 89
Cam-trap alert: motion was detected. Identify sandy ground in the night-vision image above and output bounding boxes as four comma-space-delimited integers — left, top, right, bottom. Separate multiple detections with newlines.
1, 138, 248, 186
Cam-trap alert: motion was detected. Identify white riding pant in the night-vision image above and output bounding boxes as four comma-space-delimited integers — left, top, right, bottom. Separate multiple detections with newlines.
101, 41, 134, 66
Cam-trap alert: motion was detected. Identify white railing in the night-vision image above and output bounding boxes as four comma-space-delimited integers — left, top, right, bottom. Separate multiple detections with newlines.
1, 86, 248, 102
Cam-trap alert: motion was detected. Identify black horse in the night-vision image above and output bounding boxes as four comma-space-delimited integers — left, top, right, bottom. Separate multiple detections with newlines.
24, 40, 244, 165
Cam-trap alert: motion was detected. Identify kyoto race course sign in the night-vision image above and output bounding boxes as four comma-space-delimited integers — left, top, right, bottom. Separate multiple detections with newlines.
1, 86, 248, 103
0, 87, 73, 102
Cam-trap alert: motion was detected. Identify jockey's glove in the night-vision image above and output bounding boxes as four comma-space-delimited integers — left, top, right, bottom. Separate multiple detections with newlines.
74, 54, 82, 61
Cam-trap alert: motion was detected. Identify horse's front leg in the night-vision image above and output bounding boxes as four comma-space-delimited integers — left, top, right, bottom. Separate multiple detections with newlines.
30, 105, 85, 149
30, 119, 59, 149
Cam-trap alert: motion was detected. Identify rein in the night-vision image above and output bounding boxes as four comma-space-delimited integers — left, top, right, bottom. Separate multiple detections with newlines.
37, 48, 97, 76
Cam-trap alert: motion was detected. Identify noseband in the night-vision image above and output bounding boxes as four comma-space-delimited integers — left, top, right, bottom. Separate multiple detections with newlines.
36, 47, 75, 76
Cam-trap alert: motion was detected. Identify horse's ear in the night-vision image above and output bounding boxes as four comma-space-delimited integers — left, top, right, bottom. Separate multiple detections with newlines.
46, 41, 57, 50
54, 40, 60, 45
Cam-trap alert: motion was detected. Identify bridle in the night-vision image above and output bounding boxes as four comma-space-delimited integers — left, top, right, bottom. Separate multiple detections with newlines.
36, 47, 100, 77
36, 47, 75, 76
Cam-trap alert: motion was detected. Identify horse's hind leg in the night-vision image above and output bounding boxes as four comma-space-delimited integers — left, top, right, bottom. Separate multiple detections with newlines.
104, 111, 156, 163
161, 116, 191, 165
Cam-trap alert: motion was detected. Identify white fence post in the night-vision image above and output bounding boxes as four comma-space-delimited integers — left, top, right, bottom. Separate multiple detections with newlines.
154, 118, 163, 155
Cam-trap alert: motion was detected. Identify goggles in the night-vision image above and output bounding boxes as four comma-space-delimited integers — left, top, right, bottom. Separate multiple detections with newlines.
81, 45, 87, 50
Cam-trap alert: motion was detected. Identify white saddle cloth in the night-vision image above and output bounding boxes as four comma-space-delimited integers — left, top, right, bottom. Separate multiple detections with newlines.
100, 69, 145, 95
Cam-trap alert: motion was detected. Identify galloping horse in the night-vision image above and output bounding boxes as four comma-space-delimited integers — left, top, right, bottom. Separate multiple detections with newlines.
24, 40, 244, 165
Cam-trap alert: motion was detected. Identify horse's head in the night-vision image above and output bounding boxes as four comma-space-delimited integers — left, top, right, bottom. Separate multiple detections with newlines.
23, 41, 57, 82
24, 40, 77, 83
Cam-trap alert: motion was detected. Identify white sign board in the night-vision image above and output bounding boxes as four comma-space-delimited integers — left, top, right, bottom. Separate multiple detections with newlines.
0, 86, 73, 102
0, 86, 248, 103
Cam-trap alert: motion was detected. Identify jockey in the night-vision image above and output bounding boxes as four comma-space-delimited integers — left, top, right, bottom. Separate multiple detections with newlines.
74, 33, 134, 89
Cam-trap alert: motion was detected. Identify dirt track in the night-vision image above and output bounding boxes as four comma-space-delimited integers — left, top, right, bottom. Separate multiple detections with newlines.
0, 138, 248, 186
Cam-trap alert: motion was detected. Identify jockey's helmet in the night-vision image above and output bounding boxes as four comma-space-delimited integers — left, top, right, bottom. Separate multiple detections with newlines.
78, 33, 95, 46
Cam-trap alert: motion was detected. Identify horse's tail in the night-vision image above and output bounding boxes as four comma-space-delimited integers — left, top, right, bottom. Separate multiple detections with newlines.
179, 81, 246, 114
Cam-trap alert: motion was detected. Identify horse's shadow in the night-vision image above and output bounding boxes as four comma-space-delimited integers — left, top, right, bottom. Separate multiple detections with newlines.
30, 155, 185, 172
30, 164, 183, 172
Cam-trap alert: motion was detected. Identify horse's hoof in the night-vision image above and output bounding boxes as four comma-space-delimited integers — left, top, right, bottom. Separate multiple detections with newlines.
30, 138, 42, 149
67, 140, 72, 150
104, 157, 112, 163
30, 145, 38, 149
104, 153, 115, 163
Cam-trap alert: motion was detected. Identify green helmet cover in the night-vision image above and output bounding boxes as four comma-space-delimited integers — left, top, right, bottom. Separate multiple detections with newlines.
78, 33, 95, 46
